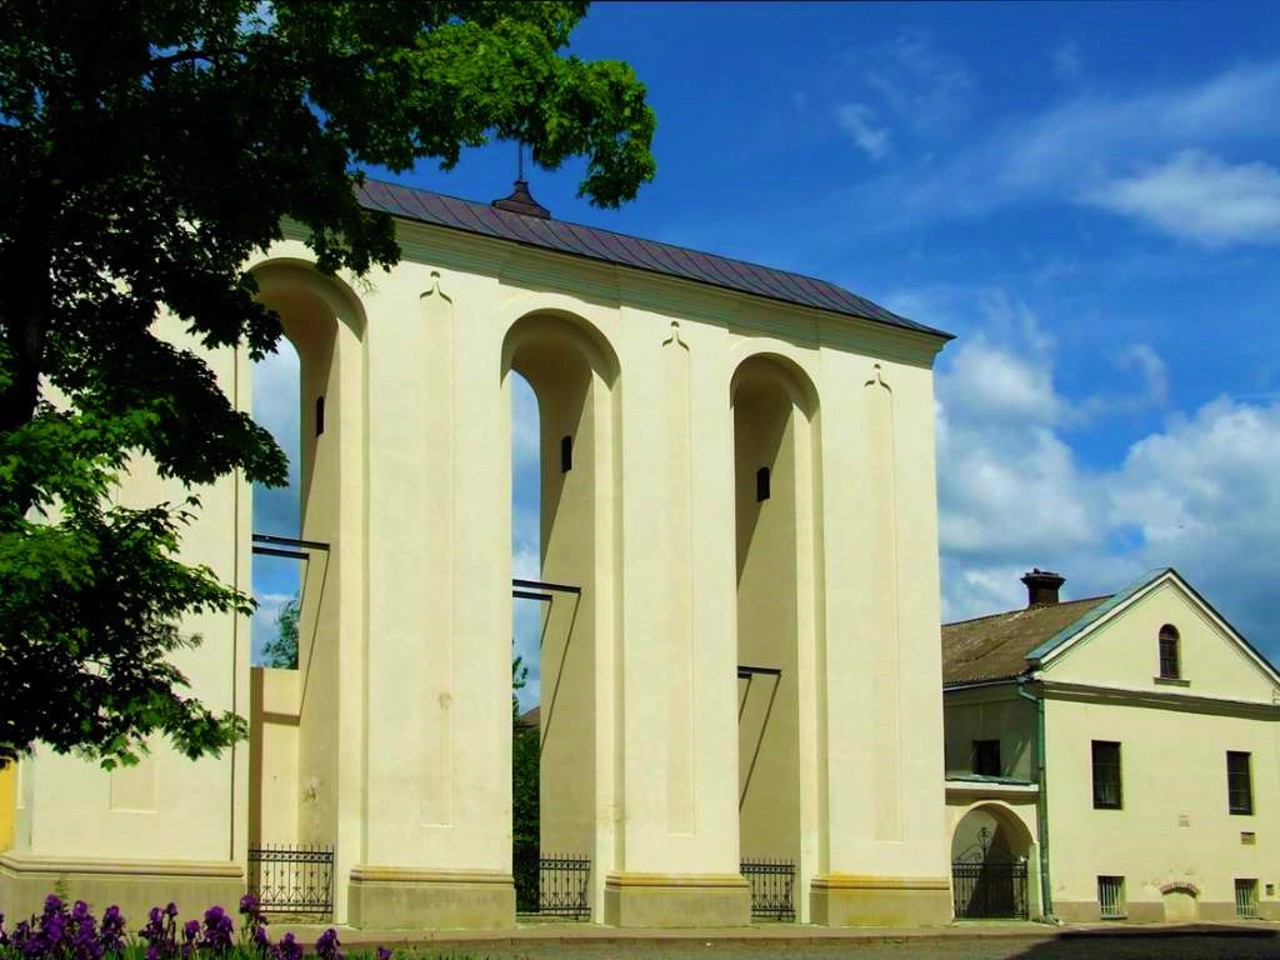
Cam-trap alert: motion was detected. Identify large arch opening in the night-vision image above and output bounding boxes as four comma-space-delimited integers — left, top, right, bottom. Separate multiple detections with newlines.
503, 311, 618, 922
246, 261, 365, 920
950, 803, 1035, 920
733, 353, 817, 921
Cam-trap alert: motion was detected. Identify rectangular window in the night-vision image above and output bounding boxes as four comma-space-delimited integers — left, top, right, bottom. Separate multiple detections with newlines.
972, 739, 1001, 777
1098, 876, 1126, 918
1228, 751, 1254, 815
1092, 740, 1122, 809
1235, 879, 1259, 919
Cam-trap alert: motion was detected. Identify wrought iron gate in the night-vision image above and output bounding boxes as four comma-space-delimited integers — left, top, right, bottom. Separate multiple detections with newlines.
247, 844, 335, 920
513, 849, 590, 920
951, 827, 1028, 920
741, 858, 796, 921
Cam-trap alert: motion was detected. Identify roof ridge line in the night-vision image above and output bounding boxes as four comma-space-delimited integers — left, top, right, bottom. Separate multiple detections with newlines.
942, 593, 1113, 629
355, 178, 954, 340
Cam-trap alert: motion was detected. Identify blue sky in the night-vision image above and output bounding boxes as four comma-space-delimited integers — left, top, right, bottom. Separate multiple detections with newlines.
252, 2, 1280, 694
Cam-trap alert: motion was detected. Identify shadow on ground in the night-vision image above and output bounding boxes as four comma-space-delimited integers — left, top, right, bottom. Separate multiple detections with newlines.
413, 927, 1280, 960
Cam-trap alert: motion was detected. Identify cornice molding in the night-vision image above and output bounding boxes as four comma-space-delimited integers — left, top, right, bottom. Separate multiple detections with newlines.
282, 216, 949, 368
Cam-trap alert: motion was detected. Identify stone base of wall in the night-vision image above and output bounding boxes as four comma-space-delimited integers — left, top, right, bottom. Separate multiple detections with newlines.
347, 866, 513, 929
1055, 899, 1241, 923
810, 875, 952, 926
0, 853, 243, 925
603, 873, 751, 927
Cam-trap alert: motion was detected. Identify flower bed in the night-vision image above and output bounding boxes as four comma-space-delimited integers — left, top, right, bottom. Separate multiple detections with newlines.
0, 895, 401, 960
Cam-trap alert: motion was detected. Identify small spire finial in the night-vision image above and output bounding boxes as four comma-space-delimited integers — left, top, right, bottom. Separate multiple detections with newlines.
492, 141, 551, 219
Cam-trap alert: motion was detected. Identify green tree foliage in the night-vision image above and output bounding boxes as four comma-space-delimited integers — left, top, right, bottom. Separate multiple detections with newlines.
0, 1, 655, 767
260, 595, 300, 670
511, 648, 539, 852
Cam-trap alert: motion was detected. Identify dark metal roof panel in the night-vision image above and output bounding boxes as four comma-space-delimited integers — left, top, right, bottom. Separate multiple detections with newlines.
356, 180, 952, 339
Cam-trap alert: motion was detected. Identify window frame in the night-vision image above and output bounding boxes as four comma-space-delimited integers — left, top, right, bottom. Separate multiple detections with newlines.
1098, 875, 1126, 919
1235, 878, 1259, 919
1158, 624, 1180, 680
1091, 740, 1123, 810
1228, 751, 1254, 816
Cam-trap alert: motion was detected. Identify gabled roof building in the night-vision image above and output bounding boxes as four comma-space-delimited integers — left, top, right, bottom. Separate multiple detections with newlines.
941, 567, 1280, 923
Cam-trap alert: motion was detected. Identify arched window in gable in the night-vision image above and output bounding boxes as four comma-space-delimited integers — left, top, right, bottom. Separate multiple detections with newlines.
1158, 624, 1181, 680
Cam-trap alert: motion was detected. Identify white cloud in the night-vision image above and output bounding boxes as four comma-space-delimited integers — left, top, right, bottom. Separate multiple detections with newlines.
846, 61, 1280, 230
253, 345, 301, 465
1070, 343, 1169, 424
510, 372, 541, 466
1085, 150, 1280, 246
932, 291, 1280, 658
835, 103, 891, 160
251, 591, 295, 665
860, 32, 975, 133
942, 338, 1060, 425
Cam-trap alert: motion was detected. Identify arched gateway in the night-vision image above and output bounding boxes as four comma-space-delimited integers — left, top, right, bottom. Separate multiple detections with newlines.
0, 182, 954, 930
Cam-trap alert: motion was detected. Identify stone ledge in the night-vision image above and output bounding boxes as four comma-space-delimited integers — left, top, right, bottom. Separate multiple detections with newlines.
604, 872, 751, 928
810, 874, 952, 927
347, 865, 514, 930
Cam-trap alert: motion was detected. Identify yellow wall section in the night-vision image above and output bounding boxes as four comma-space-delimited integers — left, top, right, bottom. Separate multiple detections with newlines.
0, 762, 15, 851
1047, 579, 1278, 701
1044, 696, 1279, 917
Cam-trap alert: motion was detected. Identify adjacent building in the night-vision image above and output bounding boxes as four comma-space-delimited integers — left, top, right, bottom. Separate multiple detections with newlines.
943, 568, 1280, 923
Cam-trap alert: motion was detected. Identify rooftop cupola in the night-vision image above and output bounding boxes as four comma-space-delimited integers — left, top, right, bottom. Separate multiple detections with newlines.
492, 178, 551, 219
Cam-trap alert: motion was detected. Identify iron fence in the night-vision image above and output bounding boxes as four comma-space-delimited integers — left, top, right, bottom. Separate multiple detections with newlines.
951, 825, 1029, 921
513, 849, 590, 920
741, 858, 795, 922
247, 844, 335, 920
1235, 878, 1259, 919
952, 860, 1028, 919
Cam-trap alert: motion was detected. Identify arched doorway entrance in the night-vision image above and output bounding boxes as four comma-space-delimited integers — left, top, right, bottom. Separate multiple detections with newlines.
951, 804, 1033, 920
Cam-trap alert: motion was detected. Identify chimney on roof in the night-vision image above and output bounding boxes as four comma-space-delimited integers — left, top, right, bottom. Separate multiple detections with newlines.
1021, 568, 1065, 607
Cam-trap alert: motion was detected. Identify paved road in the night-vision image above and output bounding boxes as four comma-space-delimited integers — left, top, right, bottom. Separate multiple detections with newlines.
411, 931, 1280, 960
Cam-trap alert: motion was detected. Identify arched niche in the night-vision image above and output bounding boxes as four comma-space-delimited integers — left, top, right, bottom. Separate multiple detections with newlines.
951, 802, 1034, 864
732, 352, 820, 887
500, 309, 619, 920
246, 259, 366, 869
950, 802, 1037, 921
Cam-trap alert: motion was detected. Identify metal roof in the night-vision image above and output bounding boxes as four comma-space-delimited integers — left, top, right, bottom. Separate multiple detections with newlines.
356, 179, 951, 340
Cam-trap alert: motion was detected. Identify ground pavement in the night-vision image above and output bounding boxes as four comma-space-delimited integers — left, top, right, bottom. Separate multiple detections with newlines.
273, 921, 1280, 959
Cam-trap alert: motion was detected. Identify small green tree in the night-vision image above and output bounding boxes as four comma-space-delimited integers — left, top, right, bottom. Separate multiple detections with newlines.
512, 645, 539, 852
0, 1, 655, 767
260, 595, 300, 670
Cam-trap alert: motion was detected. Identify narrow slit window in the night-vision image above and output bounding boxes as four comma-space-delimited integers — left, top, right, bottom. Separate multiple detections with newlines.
560, 434, 573, 473
315, 395, 325, 437
1158, 624, 1180, 679
756, 466, 771, 502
